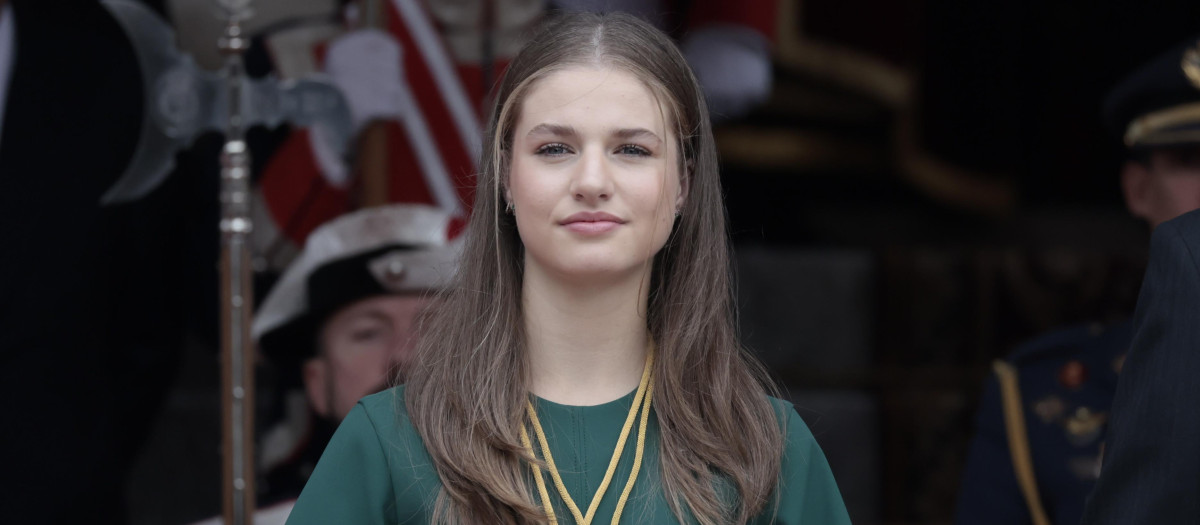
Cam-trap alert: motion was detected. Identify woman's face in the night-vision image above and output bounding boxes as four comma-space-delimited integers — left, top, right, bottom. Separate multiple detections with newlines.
507, 66, 685, 284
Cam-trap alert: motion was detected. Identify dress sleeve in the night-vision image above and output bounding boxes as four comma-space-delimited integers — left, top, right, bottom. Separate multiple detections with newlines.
285, 403, 397, 525
755, 403, 853, 525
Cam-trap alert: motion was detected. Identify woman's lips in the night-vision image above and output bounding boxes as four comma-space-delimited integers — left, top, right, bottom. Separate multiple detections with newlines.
563, 221, 621, 234
560, 212, 625, 234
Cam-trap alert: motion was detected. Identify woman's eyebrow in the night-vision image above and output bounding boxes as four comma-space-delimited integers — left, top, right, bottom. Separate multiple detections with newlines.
612, 128, 661, 143
526, 123, 577, 139
525, 124, 661, 144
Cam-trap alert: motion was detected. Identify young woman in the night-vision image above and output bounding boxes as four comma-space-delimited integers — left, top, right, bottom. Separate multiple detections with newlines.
285, 12, 850, 525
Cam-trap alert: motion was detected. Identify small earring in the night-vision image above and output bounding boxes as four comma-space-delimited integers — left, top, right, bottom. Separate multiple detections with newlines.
505, 201, 515, 214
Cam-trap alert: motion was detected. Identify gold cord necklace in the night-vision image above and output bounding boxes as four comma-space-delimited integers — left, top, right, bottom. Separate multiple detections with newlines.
519, 346, 655, 525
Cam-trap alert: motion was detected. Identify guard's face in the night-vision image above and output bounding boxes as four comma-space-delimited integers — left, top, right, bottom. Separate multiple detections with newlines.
507, 66, 686, 284
305, 294, 428, 421
1123, 146, 1200, 228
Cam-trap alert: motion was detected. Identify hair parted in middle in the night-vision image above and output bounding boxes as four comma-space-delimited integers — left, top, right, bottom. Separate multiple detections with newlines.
404, 11, 785, 525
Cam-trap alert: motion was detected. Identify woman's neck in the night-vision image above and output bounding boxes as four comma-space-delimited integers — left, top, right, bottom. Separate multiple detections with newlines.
522, 265, 651, 406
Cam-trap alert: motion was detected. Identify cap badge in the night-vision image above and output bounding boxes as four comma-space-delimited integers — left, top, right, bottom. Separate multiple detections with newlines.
368, 250, 410, 292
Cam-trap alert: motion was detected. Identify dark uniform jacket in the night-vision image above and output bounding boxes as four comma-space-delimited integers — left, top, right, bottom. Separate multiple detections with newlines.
956, 321, 1130, 525
1083, 209, 1200, 524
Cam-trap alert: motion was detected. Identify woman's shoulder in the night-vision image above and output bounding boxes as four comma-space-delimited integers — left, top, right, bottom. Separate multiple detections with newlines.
287, 385, 442, 524
764, 396, 817, 445
764, 395, 834, 469
357, 384, 410, 423
758, 396, 853, 525
352, 385, 425, 449
335, 385, 433, 475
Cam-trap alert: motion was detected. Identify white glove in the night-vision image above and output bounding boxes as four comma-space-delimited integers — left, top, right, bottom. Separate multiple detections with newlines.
323, 29, 406, 132
309, 29, 407, 188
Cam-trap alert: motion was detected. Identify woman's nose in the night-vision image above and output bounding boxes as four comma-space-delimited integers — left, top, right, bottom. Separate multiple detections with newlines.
570, 147, 614, 202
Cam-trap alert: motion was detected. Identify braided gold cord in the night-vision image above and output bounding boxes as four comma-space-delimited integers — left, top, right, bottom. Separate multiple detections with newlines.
610, 380, 653, 524
522, 346, 655, 525
520, 424, 559, 525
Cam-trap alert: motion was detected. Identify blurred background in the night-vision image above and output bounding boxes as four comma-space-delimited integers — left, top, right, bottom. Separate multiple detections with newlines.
4, 0, 1200, 524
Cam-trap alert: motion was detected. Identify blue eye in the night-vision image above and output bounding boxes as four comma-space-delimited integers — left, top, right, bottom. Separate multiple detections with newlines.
535, 143, 572, 156
616, 144, 652, 156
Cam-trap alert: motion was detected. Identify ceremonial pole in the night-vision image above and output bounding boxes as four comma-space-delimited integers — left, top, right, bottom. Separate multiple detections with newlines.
216, 1, 256, 523
356, 0, 391, 208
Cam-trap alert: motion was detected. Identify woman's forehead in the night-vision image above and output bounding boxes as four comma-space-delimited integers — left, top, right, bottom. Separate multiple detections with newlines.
515, 65, 671, 138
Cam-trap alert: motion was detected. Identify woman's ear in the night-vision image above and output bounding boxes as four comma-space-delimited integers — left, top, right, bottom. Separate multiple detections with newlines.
676, 160, 692, 212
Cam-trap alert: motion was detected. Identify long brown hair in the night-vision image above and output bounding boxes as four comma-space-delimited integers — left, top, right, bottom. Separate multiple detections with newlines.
405, 11, 784, 524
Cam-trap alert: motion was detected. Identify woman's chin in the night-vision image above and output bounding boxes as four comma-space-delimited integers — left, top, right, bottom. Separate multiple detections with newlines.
538, 259, 647, 285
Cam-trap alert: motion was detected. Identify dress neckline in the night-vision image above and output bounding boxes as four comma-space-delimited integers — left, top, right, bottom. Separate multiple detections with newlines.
531, 387, 640, 413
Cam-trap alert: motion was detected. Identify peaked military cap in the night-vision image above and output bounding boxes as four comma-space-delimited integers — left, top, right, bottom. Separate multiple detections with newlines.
1104, 34, 1200, 148
253, 204, 461, 362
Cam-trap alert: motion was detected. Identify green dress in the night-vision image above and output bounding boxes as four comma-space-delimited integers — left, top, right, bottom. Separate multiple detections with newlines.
285, 386, 851, 524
